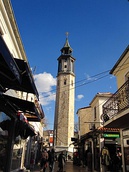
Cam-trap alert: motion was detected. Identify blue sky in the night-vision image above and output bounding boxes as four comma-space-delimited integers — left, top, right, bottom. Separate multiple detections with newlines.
11, 0, 129, 129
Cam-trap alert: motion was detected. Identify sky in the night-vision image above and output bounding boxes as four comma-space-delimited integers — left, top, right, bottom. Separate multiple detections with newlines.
11, 0, 129, 130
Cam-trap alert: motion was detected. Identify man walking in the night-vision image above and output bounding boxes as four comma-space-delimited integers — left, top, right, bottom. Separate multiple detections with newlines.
40, 149, 48, 172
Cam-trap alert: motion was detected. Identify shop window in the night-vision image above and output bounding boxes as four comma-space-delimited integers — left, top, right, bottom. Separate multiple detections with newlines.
0, 112, 11, 171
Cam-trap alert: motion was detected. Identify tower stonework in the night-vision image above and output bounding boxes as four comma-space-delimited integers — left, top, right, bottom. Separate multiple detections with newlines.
54, 37, 75, 152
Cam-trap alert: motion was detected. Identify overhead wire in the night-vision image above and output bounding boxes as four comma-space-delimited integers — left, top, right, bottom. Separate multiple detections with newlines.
43, 64, 128, 118
39, 62, 129, 100
43, 62, 129, 142
74, 62, 129, 127
39, 70, 110, 99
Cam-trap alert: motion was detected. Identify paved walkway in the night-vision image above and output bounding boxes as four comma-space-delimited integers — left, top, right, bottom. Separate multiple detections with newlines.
31, 161, 88, 172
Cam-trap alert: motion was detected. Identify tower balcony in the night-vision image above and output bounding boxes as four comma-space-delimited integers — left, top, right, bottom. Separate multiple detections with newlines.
101, 79, 129, 128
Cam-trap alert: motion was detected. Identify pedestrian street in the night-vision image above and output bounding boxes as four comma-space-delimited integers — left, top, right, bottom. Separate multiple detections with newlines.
53, 161, 88, 172
32, 161, 88, 172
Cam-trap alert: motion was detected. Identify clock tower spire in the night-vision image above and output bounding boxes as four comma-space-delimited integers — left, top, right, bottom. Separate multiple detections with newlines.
54, 34, 76, 153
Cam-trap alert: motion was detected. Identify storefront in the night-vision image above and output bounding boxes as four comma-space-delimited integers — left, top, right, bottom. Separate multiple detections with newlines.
120, 128, 129, 172
100, 131, 121, 172
79, 131, 94, 170
0, 35, 43, 171
79, 128, 120, 172
0, 94, 41, 171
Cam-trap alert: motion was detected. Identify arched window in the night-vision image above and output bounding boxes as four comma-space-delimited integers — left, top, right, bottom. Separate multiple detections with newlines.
64, 79, 67, 85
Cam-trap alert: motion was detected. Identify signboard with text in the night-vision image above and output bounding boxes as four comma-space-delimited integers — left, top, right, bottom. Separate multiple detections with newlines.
103, 133, 120, 138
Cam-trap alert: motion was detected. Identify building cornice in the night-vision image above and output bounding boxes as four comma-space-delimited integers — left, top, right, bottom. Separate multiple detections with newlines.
2, 0, 27, 61
110, 45, 129, 75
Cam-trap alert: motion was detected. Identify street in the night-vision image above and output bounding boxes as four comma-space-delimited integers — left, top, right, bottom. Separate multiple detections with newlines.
53, 161, 87, 172
32, 161, 88, 172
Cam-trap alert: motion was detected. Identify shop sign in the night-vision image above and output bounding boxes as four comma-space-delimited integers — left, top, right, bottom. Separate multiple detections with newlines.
103, 133, 120, 138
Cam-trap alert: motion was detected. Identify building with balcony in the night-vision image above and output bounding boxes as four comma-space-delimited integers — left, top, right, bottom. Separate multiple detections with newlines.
101, 45, 129, 172
77, 93, 120, 172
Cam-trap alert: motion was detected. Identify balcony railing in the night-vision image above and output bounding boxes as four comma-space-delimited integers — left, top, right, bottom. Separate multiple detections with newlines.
102, 80, 129, 123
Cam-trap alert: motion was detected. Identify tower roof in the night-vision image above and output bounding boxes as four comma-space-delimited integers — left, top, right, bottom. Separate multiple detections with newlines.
64, 37, 71, 48
60, 37, 73, 55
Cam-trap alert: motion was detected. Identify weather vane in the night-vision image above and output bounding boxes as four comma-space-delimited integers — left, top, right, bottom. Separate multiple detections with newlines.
65, 32, 69, 38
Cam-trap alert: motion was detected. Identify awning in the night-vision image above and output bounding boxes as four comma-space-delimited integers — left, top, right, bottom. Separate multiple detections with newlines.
80, 130, 94, 141
0, 94, 43, 121
103, 113, 129, 128
0, 120, 36, 139
0, 35, 39, 98
14, 58, 39, 98
0, 36, 21, 90
15, 120, 36, 139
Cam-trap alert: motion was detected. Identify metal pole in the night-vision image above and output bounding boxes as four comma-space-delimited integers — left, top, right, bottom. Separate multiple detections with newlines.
120, 129, 125, 172
91, 139, 94, 172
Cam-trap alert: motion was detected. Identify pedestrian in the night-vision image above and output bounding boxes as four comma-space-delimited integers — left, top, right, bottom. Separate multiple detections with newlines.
58, 151, 65, 172
111, 152, 121, 172
30, 152, 35, 170
40, 149, 48, 172
48, 148, 55, 171
87, 149, 92, 171
117, 150, 122, 171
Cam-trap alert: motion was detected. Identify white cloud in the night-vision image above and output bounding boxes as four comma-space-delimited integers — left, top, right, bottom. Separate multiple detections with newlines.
34, 72, 56, 92
110, 75, 115, 79
34, 72, 56, 105
86, 74, 92, 80
39, 92, 56, 106
77, 94, 84, 100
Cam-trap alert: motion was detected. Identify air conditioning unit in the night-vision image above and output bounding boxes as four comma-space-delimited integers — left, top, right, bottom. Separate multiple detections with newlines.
89, 123, 95, 130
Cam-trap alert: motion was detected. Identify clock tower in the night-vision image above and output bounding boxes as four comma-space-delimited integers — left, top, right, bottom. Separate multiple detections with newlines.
54, 35, 75, 152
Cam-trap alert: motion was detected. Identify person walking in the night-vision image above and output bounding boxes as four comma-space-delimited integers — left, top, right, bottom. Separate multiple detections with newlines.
40, 149, 48, 172
111, 152, 121, 172
48, 148, 55, 172
58, 152, 66, 172
87, 149, 92, 171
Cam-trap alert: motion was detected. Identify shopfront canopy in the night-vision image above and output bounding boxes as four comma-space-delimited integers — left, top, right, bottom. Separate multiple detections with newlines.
0, 94, 43, 121
0, 36, 21, 91
0, 119, 36, 139
15, 120, 36, 139
0, 35, 39, 98
13, 58, 39, 98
